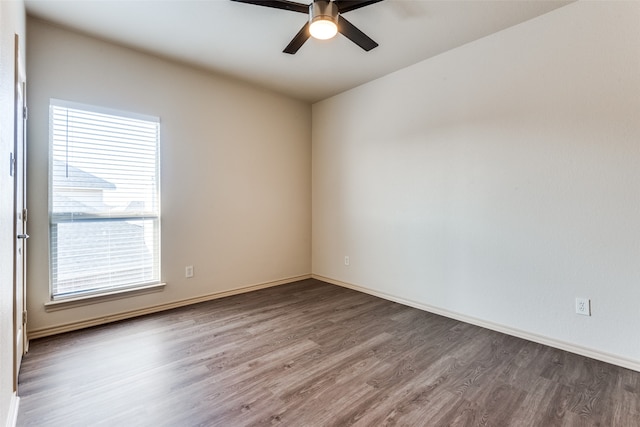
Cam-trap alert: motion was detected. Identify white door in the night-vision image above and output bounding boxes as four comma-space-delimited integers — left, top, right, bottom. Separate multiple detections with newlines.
13, 33, 28, 388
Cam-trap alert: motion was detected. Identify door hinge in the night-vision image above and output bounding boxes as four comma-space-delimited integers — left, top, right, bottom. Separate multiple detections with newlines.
23, 105, 28, 120
9, 152, 15, 177
22, 310, 27, 325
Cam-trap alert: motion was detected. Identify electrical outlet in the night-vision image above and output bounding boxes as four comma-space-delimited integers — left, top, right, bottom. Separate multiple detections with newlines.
185, 265, 194, 278
344, 256, 350, 266
575, 297, 590, 316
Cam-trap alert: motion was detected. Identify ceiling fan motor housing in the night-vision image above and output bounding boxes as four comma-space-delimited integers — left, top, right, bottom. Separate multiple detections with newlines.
310, 1, 339, 28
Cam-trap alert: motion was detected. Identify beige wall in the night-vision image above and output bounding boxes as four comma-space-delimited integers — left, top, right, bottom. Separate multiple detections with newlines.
26, 18, 311, 335
1, 1, 26, 425
312, 1, 640, 369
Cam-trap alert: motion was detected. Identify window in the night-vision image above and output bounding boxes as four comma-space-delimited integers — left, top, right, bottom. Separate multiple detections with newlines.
49, 99, 160, 300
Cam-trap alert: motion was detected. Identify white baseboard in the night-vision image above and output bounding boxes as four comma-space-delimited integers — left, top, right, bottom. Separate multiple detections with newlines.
313, 274, 640, 373
6, 393, 19, 427
28, 274, 312, 340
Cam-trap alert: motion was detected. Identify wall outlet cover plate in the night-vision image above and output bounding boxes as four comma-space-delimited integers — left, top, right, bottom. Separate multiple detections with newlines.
575, 297, 591, 316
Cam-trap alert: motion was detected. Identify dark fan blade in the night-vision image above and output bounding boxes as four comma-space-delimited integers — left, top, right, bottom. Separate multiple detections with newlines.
337, 15, 378, 51
283, 22, 310, 54
230, 0, 309, 14
334, 0, 384, 14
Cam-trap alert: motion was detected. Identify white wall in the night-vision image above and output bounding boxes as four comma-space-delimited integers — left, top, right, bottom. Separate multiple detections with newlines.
27, 18, 311, 335
1, 1, 26, 425
312, 1, 640, 369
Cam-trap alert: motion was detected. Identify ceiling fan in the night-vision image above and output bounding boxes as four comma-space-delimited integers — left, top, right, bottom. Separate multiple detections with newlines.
231, 0, 384, 54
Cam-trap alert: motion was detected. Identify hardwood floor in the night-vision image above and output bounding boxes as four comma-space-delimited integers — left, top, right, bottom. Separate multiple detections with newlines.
17, 279, 640, 426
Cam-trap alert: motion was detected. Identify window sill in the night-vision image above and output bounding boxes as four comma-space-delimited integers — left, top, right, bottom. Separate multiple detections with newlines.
44, 282, 166, 312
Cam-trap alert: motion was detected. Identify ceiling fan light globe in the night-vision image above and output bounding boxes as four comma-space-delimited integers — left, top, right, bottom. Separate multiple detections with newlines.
309, 1, 339, 40
310, 19, 338, 40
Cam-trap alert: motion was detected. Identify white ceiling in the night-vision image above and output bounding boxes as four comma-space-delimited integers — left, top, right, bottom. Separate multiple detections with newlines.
25, 0, 572, 103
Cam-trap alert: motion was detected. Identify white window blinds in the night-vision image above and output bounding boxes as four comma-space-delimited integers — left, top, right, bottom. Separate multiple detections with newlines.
50, 99, 160, 299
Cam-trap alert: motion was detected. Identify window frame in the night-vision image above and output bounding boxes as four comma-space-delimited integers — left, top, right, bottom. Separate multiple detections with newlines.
48, 99, 162, 302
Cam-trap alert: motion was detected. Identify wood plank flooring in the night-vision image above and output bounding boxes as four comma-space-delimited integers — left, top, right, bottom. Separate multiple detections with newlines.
17, 279, 640, 426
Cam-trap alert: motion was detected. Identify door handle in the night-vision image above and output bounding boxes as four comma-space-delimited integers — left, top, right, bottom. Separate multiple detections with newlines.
17, 234, 29, 239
